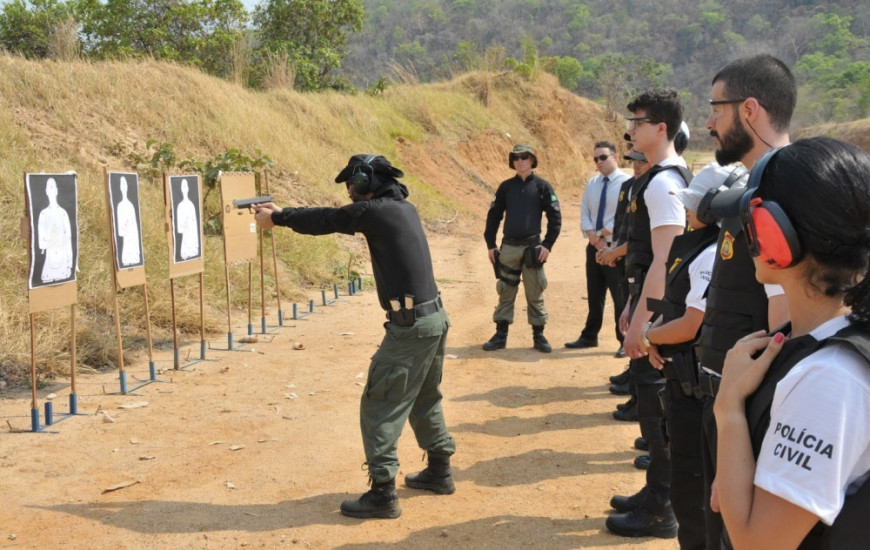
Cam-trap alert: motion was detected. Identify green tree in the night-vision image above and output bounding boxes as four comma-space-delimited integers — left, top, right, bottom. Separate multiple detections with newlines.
0, 0, 75, 58
580, 54, 672, 119
253, 0, 363, 90
77, 0, 247, 77
547, 55, 584, 90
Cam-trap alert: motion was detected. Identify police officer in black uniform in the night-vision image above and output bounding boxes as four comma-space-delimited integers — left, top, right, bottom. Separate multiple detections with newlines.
253, 154, 456, 520
482, 144, 561, 353
607, 90, 690, 539
696, 55, 795, 547
631, 163, 739, 550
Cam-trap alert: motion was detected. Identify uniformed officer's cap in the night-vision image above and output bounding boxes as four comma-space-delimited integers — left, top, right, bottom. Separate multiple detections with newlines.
509, 144, 538, 169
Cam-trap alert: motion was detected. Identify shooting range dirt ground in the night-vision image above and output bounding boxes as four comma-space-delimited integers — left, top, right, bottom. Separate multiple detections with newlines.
0, 198, 678, 550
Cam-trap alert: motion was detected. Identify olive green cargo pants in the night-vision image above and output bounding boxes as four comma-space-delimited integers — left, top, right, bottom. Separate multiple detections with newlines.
361, 307, 456, 483
492, 242, 548, 326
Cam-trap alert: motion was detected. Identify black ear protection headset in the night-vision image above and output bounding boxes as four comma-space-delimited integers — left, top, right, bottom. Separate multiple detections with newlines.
739, 146, 803, 269
349, 154, 378, 195
695, 165, 748, 225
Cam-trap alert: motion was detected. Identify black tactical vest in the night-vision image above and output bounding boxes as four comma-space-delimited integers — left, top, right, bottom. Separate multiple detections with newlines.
647, 224, 719, 357
722, 323, 870, 550
624, 164, 693, 290
613, 176, 635, 246
697, 215, 769, 373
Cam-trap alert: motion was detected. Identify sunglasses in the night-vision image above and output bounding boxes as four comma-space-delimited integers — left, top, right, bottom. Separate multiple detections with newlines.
592, 154, 613, 163
512, 154, 531, 161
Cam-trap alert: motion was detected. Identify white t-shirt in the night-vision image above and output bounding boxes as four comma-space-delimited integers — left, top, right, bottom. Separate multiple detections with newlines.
685, 243, 716, 313
755, 315, 870, 525
764, 283, 785, 299
645, 157, 688, 230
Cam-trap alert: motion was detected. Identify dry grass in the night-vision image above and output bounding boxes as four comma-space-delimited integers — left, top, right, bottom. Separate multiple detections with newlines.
0, 56, 632, 384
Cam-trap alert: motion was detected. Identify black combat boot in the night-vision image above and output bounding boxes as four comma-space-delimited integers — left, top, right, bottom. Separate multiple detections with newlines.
613, 395, 639, 421
340, 478, 402, 519
605, 499, 678, 539
610, 367, 631, 385
532, 325, 552, 353
482, 321, 509, 351
610, 485, 649, 513
405, 451, 455, 494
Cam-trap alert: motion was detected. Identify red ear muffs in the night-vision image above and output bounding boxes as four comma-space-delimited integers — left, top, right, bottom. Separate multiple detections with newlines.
740, 146, 802, 269
745, 197, 802, 268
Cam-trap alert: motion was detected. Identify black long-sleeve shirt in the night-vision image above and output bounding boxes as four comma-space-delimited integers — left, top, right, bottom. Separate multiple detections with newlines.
270, 184, 438, 312
483, 173, 561, 250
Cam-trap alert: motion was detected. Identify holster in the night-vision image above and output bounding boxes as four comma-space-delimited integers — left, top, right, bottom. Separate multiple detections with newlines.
523, 245, 544, 269
492, 250, 501, 280
672, 349, 701, 398
657, 386, 670, 445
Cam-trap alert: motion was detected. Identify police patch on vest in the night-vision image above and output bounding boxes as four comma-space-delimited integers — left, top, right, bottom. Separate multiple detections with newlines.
669, 257, 682, 274
720, 231, 735, 260
630, 198, 637, 213
619, 191, 625, 202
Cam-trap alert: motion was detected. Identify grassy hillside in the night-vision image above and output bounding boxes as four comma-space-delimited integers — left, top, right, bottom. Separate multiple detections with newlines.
0, 57, 621, 384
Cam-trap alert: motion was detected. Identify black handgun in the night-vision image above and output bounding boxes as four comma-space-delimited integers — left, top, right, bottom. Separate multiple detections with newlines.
232, 195, 273, 209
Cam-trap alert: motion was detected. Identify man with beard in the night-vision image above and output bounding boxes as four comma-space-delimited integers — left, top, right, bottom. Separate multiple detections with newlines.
695, 54, 795, 548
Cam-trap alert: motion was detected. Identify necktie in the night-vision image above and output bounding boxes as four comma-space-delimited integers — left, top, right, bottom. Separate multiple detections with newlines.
595, 176, 609, 231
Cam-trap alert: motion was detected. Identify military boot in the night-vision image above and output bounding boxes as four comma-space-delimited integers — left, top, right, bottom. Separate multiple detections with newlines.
605, 500, 678, 539
405, 451, 455, 494
340, 478, 402, 519
532, 325, 552, 353
610, 485, 649, 513
482, 321, 509, 351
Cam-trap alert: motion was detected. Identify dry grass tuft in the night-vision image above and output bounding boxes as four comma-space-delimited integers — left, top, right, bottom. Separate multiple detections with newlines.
0, 57, 627, 385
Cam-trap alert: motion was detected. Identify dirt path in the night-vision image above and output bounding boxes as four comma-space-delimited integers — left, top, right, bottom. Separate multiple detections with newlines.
0, 197, 677, 550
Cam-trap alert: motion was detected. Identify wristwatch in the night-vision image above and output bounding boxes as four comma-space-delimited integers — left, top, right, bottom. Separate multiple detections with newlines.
642, 322, 653, 349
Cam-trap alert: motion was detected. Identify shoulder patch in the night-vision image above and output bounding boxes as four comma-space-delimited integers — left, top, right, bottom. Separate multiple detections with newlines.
550, 193, 557, 202
720, 231, 735, 260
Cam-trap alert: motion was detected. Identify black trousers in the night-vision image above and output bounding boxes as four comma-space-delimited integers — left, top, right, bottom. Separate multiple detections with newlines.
701, 395, 724, 550
636, 381, 670, 510
581, 243, 625, 343
666, 380, 706, 550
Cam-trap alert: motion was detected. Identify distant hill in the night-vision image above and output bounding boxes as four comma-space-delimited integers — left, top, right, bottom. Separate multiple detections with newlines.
0, 57, 616, 383
339, 0, 870, 131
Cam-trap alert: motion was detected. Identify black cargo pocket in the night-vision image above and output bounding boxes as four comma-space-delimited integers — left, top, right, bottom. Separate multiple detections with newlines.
365, 361, 410, 403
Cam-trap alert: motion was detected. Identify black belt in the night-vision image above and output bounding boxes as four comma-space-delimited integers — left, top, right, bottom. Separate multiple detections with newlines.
502, 235, 541, 247
413, 296, 443, 317
698, 370, 721, 398
386, 296, 443, 325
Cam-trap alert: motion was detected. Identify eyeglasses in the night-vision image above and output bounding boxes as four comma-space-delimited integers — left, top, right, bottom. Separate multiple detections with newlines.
625, 117, 660, 131
708, 98, 746, 118
512, 154, 531, 161
592, 154, 613, 163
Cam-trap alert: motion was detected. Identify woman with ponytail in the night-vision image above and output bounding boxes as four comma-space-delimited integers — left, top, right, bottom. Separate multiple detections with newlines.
713, 137, 870, 550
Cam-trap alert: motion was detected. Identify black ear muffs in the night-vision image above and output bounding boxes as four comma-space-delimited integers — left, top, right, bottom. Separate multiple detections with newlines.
349, 154, 378, 195
695, 165, 748, 225
739, 147, 802, 268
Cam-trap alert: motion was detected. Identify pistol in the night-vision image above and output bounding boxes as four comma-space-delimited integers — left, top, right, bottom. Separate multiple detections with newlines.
232, 195, 273, 209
